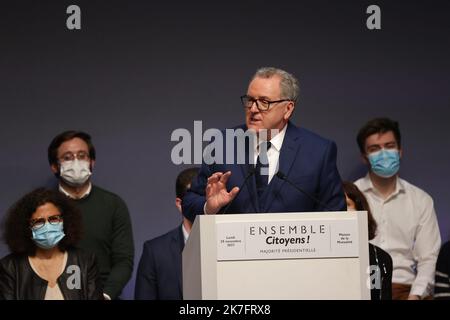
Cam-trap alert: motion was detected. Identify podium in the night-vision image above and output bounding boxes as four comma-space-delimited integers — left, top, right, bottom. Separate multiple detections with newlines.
183, 211, 370, 300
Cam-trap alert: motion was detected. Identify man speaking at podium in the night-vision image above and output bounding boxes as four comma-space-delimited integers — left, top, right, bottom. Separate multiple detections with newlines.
182, 67, 346, 221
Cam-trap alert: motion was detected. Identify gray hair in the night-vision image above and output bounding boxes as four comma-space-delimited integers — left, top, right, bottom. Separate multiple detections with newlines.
252, 67, 300, 102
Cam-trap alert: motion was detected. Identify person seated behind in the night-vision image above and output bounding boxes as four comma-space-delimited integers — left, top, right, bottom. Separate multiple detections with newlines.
354, 118, 440, 299
47, 131, 134, 299
0, 188, 103, 300
135, 167, 199, 300
434, 240, 450, 300
343, 181, 393, 300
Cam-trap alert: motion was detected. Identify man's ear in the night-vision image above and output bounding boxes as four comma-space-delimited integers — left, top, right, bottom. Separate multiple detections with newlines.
399, 148, 403, 159
283, 102, 295, 120
361, 154, 369, 166
175, 197, 182, 213
90, 159, 95, 170
51, 164, 59, 174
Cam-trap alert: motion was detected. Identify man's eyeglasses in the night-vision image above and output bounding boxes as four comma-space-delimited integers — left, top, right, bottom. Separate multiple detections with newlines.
59, 151, 90, 163
29, 215, 63, 230
240, 95, 292, 111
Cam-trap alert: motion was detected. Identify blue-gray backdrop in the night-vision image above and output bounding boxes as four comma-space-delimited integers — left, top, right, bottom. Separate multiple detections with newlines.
1, 0, 449, 299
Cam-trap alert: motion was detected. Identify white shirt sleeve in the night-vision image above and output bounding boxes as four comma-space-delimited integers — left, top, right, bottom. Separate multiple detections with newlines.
410, 195, 441, 297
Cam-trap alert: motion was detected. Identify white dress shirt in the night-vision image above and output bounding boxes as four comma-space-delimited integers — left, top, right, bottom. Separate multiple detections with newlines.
355, 174, 441, 297
182, 224, 189, 244
252, 124, 287, 184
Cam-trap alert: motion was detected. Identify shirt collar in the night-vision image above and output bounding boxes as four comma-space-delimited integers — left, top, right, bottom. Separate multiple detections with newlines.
253, 124, 288, 153
182, 224, 189, 244
59, 183, 92, 200
359, 173, 405, 197
269, 124, 287, 152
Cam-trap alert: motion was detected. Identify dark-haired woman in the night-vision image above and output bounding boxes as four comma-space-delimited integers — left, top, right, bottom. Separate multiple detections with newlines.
343, 181, 393, 300
0, 188, 103, 300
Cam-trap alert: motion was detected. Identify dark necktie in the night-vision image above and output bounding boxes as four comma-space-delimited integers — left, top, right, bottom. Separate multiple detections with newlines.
255, 141, 272, 198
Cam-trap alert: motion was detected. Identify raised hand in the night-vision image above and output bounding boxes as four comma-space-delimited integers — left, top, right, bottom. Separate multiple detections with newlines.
204, 171, 239, 215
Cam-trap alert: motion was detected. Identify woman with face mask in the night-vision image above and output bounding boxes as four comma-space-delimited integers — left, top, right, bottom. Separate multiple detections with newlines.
0, 188, 103, 300
343, 181, 393, 300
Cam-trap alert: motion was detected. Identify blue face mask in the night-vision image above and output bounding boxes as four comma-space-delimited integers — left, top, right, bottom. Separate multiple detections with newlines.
31, 222, 65, 250
367, 149, 400, 178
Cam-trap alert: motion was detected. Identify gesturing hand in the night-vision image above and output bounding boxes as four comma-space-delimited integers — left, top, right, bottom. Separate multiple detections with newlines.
204, 171, 239, 215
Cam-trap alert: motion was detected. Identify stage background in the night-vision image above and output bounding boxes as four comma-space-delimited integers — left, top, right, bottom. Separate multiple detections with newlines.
1, 0, 449, 299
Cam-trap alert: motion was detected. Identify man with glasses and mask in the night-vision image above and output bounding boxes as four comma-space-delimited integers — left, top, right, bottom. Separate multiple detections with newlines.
354, 118, 441, 300
47, 131, 134, 300
182, 67, 346, 222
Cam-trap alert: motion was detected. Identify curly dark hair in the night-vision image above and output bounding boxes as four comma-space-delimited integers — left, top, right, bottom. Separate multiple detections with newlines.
2, 188, 83, 256
342, 181, 377, 241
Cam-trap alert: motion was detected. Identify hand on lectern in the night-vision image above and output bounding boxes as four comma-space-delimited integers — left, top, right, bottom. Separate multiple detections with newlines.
204, 171, 239, 214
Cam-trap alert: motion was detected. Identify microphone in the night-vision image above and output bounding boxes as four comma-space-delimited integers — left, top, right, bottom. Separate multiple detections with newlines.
275, 171, 332, 211
222, 167, 256, 214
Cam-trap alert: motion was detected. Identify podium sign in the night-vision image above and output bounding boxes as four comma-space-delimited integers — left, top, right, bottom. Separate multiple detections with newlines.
216, 218, 359, 261
183, 211, 370, 300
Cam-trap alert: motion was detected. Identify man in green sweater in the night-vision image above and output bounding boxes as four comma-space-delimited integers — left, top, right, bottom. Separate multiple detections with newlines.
47, 130, 134, 300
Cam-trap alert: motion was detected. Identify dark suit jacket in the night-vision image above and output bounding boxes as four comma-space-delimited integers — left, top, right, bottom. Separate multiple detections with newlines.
135, 226, 184, 300
182, 122, 346, 220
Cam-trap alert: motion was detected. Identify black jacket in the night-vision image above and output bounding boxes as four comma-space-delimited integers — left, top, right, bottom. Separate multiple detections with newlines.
0, 248, 103, 300
369, 244, 393, 300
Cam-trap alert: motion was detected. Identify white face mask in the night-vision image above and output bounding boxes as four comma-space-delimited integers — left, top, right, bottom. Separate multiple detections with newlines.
60, 159, 92, 187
